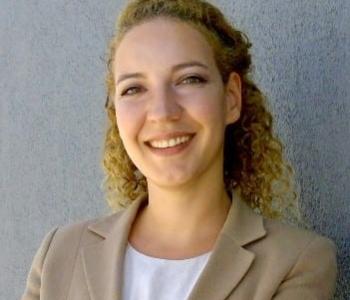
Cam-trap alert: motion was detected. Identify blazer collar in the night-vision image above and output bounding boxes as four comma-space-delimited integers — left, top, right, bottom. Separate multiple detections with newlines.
82, 191, 266, 300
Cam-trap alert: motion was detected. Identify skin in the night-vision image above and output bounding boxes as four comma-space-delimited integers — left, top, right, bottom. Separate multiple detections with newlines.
113, 17, 242, 259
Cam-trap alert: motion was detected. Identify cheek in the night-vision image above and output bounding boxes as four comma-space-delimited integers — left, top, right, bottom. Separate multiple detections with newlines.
115, 101, 145, 142
189, 92, 225, 125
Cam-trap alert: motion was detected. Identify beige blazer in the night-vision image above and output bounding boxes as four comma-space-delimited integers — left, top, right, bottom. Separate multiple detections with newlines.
21, 192, 337, 300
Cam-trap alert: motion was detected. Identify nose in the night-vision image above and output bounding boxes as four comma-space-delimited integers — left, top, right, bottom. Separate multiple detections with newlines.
147, 85, 183, 122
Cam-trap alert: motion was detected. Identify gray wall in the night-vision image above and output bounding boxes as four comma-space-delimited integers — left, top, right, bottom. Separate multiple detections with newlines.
1, 0, 348, 299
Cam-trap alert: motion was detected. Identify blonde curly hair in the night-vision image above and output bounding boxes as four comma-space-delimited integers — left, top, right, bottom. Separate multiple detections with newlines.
101, 0, 302, 223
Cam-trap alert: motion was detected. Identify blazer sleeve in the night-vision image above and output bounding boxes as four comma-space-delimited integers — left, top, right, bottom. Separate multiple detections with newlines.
272, 235, 338, 300
21, 227, 59, 300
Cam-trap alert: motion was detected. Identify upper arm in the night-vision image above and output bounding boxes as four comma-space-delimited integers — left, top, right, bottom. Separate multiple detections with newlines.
21, 227, 59, 300
272, 235, 338, 300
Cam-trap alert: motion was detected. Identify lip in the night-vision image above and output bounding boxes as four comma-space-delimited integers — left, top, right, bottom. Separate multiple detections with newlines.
145, 132, 196, 143
146, 134, 195, 156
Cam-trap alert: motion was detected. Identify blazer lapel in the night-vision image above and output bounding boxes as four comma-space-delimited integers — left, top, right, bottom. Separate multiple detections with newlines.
187, 192, 267, 300
81, 193, 148, 300
81, 191, 266, 300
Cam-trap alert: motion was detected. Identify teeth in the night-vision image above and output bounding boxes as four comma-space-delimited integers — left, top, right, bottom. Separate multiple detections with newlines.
149, 135, 192, 149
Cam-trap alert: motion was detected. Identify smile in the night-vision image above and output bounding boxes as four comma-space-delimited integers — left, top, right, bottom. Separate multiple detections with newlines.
145, 134, 195, 156
148, 135, 192, 149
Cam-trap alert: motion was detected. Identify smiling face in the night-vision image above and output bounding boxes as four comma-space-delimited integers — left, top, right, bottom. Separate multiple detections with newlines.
112, 17, 241, 189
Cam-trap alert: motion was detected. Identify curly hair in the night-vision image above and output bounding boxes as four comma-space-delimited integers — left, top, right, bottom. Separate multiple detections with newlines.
101, 0, 302, 223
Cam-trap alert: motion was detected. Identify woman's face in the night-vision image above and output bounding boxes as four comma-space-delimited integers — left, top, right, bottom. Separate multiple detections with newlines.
113, 17, 241, 188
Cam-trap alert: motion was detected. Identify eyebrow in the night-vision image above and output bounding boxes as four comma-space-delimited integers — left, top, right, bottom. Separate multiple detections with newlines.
116, 61, 209, 85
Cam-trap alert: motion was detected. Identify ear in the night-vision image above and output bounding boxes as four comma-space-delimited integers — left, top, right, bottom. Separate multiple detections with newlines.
224, 72, 242, 125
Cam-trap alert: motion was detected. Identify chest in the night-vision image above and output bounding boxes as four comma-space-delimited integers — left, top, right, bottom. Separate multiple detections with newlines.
122, 243, 212, 299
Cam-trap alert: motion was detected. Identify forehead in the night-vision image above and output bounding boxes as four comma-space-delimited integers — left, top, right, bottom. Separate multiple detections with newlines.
113, 18, 216, 74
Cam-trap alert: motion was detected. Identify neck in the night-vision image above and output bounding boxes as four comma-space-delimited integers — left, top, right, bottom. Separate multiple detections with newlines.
134, 169, 232, 247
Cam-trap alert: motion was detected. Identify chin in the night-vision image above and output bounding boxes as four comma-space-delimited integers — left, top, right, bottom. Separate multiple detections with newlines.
146, 172, 196, 189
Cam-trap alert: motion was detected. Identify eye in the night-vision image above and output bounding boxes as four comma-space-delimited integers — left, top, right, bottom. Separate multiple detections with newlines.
120, 86, 143, 97
180, 75, 207, 85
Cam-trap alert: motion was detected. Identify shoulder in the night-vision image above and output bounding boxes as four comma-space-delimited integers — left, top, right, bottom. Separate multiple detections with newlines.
46, 210, 125, 250
261, 217, 337, 257
231, 195, 337, 260
253, 218, 338, 298
237, 207, 338, 274
238, 216, 338, 298
256, 217, 337, 285
22, 212, 125, 299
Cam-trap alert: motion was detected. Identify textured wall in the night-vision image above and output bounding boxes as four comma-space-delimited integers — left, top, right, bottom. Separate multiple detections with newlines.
1, 0, 348, 299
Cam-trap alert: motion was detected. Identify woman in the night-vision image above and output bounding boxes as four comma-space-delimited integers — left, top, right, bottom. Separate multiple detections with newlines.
22, 0, 337, 299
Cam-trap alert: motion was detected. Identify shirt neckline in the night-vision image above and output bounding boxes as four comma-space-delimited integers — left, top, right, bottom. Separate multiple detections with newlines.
126, 242, 212, 262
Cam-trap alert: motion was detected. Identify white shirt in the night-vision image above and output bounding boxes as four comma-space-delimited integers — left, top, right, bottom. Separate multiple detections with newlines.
122, 242, 212, 300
